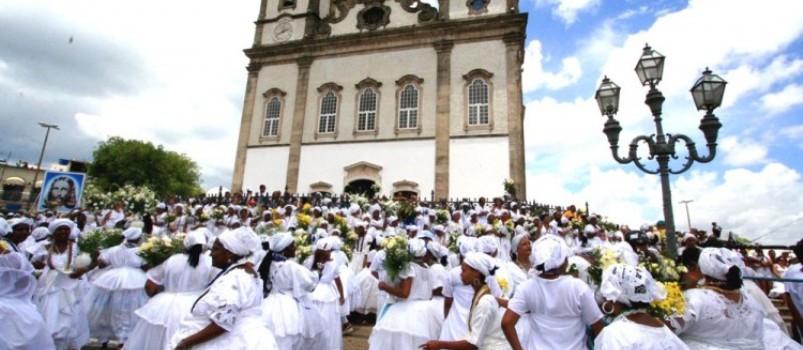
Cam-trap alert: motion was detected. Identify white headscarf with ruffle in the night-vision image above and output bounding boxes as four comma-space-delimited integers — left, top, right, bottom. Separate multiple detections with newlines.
600, 263, 666, 306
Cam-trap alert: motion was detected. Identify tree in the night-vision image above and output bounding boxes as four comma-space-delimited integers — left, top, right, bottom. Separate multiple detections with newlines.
89, 137, 202, 198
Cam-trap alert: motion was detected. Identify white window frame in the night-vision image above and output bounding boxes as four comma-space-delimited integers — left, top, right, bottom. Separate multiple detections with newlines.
315, 83, 343, 139
462, 69, 494, 131
394, 74, 424, 135
260, 88, 286, 141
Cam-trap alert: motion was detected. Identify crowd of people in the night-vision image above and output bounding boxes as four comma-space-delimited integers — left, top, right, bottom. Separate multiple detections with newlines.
1, 189, 802, 350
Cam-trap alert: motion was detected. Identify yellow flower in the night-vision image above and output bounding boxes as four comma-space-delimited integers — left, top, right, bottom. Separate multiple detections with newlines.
497, 277, 510, 294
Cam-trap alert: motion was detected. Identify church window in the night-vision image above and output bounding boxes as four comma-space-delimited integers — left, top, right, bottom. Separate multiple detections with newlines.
466, 0, 489, 14
468, 78, 489, 125
281, 0, 295, 8
399, 84, 419, 129
263, 97, 281, 136
319, 91, 338, 133
357, 88, 377, 131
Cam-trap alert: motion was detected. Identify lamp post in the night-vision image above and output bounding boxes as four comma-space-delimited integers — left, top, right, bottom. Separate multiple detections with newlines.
679, 199, 693, 232
28, 122, 60, 209
594, 44, 727, 258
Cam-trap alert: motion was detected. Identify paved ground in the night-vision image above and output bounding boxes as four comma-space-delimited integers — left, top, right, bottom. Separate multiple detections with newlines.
82, 323, 372, 350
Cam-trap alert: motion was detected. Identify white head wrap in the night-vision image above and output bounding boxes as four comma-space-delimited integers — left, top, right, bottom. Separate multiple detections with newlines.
457, 236, 478, 257
386, 216, 398, 224
349, 204, 361, 215
511, 234, 529, 254
70, 226, 81, 240
532, 234, 571, 272
599, 263, 666, 306
31, 227, 50, 241
184, 229, 208, 248
7, 218, 33, 230
427, 241, 449, 259
269, 232, 294, 253
316, 236, 340, 251
464, 252, 499, 278
156, 203, 167, 210
217, 227, 260, 257
433, 225, 445, 233
48, 219, 75, 235
420, 230, 437, 241
0, 218, 9, 236
408, 238, 427, 258
122, 227, 143, 241
477, 235, 499, 256
699, 247, 744, 281
682, 233, 697, 243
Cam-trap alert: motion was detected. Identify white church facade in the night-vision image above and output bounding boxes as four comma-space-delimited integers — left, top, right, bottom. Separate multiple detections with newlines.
232, 0, 527, 200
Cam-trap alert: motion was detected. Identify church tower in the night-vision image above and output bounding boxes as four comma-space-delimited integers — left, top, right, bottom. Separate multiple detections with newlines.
232, 0, 527, 200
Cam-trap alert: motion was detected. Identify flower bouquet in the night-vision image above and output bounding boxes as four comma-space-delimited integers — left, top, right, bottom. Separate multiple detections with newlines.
435, 210, 450, 225
138, 235, 184, 268
77, 228, 124, 262
211, 208, 225, 221
447, 230, 461, 254
296, 213, 313, 231
395, 202, 417, 225
198, 212, 211, 223
294, 231, 312, 263
381, 235, 411, 282
301, 203, 312, 215
585, 247, 623, 287
503, 178, 516, 197
638, 252, 686, 319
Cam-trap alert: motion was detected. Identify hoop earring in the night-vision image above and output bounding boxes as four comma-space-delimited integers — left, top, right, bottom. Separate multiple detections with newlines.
472, 278, 482, 287
602, 301, 615, 315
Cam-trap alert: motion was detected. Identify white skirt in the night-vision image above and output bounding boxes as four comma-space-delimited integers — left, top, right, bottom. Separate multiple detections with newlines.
124, 291, 200, 350
0, 298, 56, 350
169, 311, 278, 350
354, 268, 379, 314
35, 272, 90, 349
86, 286, 149, 342
369, 299, 443, 350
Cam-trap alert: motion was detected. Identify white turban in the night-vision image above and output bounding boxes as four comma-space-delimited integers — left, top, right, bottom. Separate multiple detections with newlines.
31, 227, 50, 241
0, 219, 9, 236
123, 227, 143, 241
420, 230, 437, 241
156, 203, 166, 210
386, 216, 398, 224
511, 234, 529, 254
682, 233, 697, 243
532, 234, 571, 272
464, 252, 499, 278
316, 236, 341, 251
408, 238, 428, 258
699, 247, 744, 281
477, 235, 499, 255
269, 232, 294, 253
184, 229, 208, 248
427, 241, 449, 259
458, 236, 478, 257
48, 219, 75, 235
600, 263, 666, 306
349, 204, 361, 215
217, 228, 260, 257
433, 225, 445, 233
406, 225, 418, 232
7, 218, 33, 230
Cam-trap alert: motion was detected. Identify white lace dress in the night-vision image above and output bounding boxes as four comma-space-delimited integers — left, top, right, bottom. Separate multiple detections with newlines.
673, 288, 765, 349
35, 243, 91, 350
595, 316, 689, 350
86, 243, 149, 343
309, 261, 343, 350
169, 265, 278, 350
465, 293, 511, 350
369, 263, 443, 350
439, 265, 474, 342
124, 254, 218, 350
262, 256, 328, 350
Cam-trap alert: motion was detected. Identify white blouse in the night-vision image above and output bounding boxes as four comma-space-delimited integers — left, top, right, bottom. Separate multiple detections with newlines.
595, 316, 689, 350
464, 293, 511, 350
673, 288, 764, 349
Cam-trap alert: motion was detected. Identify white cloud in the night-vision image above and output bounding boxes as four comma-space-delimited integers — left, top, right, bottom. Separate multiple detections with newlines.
761, 83, 803, 116
522, 40, 583, 93
717, 136, 769, 167
780, 124, 803, 139
535, 0, 601, 25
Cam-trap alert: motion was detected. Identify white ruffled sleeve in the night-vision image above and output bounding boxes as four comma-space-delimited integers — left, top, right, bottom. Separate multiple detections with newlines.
146, 262, 166, 285
319, 261, 339, 284
194, 271, 250, 332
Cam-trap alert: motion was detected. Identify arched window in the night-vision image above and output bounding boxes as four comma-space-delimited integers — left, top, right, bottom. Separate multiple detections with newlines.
357, 88, 377, 131
399, 84, 419, 129
263, 97, 281, 136
319, 91, 338, 133
468, 78, 489, 125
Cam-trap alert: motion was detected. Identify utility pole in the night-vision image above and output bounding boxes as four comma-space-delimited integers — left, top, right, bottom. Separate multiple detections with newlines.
29, 123, 59, 210
679, 199, 694, 232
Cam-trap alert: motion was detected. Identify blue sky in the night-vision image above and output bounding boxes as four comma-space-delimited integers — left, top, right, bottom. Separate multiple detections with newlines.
1, 0, 801, 243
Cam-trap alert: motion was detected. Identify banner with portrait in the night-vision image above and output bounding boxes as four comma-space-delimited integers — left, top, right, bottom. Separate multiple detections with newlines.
37, 171, 86, 213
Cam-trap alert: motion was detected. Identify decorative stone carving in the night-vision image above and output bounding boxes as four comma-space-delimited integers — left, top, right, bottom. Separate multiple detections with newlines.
344, 161, 383, 185
357, 0, 392, 32
355, 77, 383, 89
309, 181, 334, 193
262, 88, 287, 98
392, 179, 419, 194
395, 0, 439, 23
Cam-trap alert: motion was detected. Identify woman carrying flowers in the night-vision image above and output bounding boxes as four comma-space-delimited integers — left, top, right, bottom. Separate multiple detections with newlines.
369, 238, 442, 350
594, 263, 688, 349
126, 229, 219, 350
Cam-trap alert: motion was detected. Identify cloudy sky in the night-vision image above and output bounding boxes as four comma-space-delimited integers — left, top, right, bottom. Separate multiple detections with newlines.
2, 0, 802, 244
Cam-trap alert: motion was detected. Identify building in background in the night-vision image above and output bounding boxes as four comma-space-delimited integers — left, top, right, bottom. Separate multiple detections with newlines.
232, 0, 527, 200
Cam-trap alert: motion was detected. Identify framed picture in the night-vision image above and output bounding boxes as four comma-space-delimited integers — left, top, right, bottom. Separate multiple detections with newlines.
37, 171, 86, 213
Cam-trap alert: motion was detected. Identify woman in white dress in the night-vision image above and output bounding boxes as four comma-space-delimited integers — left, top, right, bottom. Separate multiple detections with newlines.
125, 229, 218, 350
35, 219, 93, 350
368, 238, 442, 350
504, 234, 534, 348
501, 235, 604, 350
169, 228, 277, 350
259, 232, 328, 350
671, 247, 802, 349
419, 252, 511, 350
440, 236, 478, 342
308, 236, 346, 350
594, 263, 688, 350
0, 247, 56, 350
86, 227, 149, 345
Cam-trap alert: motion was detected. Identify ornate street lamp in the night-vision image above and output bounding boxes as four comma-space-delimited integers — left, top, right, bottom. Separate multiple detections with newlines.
594, 44, 727, 258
